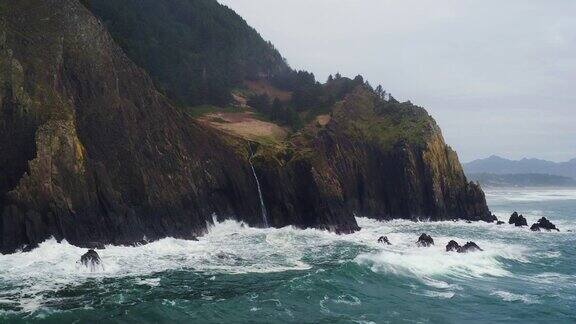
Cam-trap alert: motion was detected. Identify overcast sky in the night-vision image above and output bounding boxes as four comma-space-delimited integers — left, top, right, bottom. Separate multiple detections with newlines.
218, 0, 575, 162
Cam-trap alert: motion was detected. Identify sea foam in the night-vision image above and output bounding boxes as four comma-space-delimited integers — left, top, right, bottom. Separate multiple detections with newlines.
352, 217, 529, 281
0, 207, 563, 315
0, 219, 316, 314
491, 291, 540, 304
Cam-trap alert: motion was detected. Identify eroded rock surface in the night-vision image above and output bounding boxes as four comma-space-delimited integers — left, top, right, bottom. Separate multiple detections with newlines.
417, 233, 434, 247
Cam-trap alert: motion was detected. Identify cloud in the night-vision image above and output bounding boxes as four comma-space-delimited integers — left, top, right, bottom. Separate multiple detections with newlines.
219, 0, 576, 162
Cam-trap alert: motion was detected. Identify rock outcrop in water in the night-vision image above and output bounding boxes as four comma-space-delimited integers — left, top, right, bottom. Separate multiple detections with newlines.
530, 217, 559, 232
0, 0, 494, 253
80, 249, 102, 270
509, 212, 528, 227
459, 242, 483, 253
378, 236, 391, 245
446, 240, 460, 252
417, 234, 434, 247
445, 240, 482, 253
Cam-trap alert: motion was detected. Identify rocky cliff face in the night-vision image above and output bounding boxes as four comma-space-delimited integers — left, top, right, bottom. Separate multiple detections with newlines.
0, 0, 248, 252
320, 89, 493, 221
0, 0, 492, 253
254, 88, 493, 223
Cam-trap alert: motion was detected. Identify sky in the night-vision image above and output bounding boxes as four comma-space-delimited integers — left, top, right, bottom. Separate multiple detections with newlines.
218, 0, 575, 162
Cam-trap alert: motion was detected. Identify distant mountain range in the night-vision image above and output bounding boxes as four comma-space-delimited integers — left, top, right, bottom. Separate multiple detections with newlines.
467, 173, 576, 188
464, 156, 576, 179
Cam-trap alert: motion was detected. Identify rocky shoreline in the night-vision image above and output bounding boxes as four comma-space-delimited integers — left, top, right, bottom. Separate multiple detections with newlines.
1, 0, 493, 253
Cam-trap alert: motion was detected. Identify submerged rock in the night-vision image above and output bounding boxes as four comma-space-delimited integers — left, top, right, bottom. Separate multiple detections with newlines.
378, 236, 391, 245
416, 233, 434, 247
530, 217, 559, 232
509, 212, 528, 227
80, 249, 103, 271
446, 240, 460, 252
497, 221, 505, 225
458, 242, 483, 253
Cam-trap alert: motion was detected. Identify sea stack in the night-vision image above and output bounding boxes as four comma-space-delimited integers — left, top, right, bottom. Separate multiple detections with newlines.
530, 217, 560, 231
509, 212, 528, 227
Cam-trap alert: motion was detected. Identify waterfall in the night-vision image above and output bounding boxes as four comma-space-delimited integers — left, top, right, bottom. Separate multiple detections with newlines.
248, 145, 269, 228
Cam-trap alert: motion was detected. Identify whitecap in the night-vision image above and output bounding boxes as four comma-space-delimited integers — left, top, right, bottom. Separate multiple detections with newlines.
422, 278, 462, 290
355, 236, 525, 279
134, 278, 161, 287
528, 272, 576, 286
0, 220, 320, 314
162, 299, 176, 306
491, 290, 540, 304
422, 290, 455, 299
334, 294, 362, 306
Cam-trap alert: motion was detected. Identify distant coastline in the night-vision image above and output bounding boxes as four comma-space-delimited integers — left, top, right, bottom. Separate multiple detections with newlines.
467, 172, 576, 188
464, 155, 576, 179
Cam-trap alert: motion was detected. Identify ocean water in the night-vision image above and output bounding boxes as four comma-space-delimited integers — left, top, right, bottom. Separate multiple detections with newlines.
1, 188, 575, 323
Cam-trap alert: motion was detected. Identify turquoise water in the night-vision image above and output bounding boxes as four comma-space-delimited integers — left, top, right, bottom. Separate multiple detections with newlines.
1, 188, 575, 323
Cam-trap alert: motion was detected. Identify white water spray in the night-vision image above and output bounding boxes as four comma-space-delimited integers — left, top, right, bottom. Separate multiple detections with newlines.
248, 144, 269, 227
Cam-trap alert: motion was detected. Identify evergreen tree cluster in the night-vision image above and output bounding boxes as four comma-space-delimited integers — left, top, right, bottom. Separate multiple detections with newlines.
249, 71, 395, 130
87, 0, 289, 106
275, 72, 382, 113
247, 94, 302, 130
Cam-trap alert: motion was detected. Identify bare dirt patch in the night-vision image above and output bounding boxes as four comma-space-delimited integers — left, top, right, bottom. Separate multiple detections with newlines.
199, 111, 288, 142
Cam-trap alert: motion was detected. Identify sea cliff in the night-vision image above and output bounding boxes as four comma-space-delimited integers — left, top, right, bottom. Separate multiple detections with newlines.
0, 0, 492, 253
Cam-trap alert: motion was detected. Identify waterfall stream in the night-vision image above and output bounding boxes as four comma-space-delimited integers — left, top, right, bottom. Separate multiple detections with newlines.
248, 145, 269, 227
